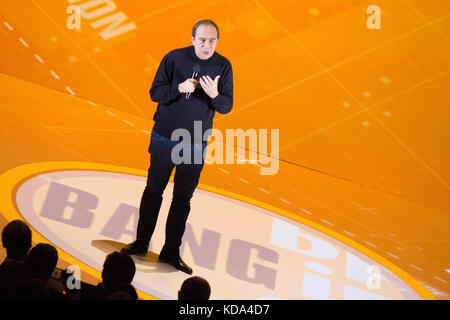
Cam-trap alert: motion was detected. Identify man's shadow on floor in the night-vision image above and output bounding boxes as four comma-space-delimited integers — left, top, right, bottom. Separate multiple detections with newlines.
91, 240, 178, 274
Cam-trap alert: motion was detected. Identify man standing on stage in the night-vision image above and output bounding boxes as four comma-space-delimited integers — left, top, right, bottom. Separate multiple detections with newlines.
122, 20, 233, 274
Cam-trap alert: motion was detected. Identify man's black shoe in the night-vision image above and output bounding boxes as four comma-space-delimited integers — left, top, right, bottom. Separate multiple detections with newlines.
120, 241, 148, 255
158, 255, 193, 274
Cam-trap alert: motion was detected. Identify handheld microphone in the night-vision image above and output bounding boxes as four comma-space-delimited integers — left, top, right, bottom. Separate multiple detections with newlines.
186, 64, 201, 100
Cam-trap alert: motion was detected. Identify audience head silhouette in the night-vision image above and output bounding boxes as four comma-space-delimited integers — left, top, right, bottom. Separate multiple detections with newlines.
1, 221, 215, 301
178, 276, 211, 300
24, 243, 58, 280
105, 281, 138, 300
2, 219, 32, 260
102, 251, 136, 288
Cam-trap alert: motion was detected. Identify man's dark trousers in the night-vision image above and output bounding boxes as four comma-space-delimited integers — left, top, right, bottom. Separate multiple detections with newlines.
136, 130, 206, 258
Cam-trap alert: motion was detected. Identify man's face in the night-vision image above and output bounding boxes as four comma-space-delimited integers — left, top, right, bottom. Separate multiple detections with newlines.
191, 24, 218, 60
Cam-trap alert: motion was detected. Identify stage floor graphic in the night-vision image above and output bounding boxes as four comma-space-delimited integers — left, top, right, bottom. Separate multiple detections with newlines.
0, 161, 434, 299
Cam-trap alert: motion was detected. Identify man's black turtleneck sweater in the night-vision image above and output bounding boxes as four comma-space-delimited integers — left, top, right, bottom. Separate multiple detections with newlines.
149, 45, 233, 141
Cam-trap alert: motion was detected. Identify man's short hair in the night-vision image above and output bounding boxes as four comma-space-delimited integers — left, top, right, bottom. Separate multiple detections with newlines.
102, 252, 136, 287
178, 276, 211, 300
192, 19, 219, 39
2, 220, 32, 260
24, 243, 58, 280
